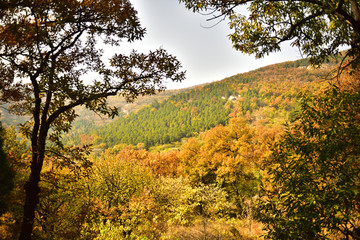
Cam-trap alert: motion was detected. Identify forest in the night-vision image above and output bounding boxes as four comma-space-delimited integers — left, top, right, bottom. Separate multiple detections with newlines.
2, 56, 357, 240
62, 59, 329, 150
1, 0, 360, 240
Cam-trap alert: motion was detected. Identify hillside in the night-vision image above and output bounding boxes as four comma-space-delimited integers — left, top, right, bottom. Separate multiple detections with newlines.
1, 58, 336, 149
0, 88, 187, 130
68, 57, 336, 149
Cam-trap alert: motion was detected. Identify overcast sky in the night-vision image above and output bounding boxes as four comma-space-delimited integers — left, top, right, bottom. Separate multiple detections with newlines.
119, 0, 303, 89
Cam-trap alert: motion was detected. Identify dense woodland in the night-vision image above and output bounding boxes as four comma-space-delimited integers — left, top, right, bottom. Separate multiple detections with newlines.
1, 0, 360, 239
1, 58, 355, 239
62, 58, 330, 150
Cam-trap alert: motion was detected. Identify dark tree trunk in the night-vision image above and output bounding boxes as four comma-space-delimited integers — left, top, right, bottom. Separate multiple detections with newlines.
19, 135, 46, 240
19, 174, 41, 240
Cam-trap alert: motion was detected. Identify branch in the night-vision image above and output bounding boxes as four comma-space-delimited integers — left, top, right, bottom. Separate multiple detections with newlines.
44, 72, 156, 130
38, 58, 56, 142
30, 75, 41, 167
201, 0, 324, 21
31, 9, 43, 63
350, 0, 360, 22
335, 6, 360, 35
277, 11, 325, 43
51, 27, 86, 60
44, 81, 128, 130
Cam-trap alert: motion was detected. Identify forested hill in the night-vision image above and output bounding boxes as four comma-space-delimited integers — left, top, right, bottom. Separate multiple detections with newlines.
0, 87, 187, 130
66, 58, 334, 149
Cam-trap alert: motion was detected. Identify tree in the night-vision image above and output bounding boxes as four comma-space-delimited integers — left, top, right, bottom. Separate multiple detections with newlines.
0, 124, 14, 215
0, 1, 185, 239
0, 126, 29, 238
181, 1, 360, 238
179, 118, 263, 217
90, 152, 161, 239
259, 83, 360, 239
34, 149, 93, 239
180, 0, 360, 67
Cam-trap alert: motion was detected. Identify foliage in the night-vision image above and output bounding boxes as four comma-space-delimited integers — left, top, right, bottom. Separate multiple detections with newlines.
63, 89, 187, 145
31, 145, 93, 240
69, 57, 332, 150
0, 118, 268, 239
88, 153, 164, 239
0, 127, 29, 239
179, 117, 266, 217
1, 2, 351, 236
0, 0, 185, 238
163, 218, 260, 240
181, 1, 360, 239
180, 0, 360, 67
259, 84, 360, 239
0, 124, 14, 214
92, 81, 234, 148
154, 177, 233, 226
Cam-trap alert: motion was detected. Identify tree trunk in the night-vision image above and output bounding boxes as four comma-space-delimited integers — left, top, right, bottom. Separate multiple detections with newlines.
19, 138, 46, 239
19, 174, 41, 240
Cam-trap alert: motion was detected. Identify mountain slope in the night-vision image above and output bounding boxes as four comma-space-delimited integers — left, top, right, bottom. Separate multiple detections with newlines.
74, 58, 334, 149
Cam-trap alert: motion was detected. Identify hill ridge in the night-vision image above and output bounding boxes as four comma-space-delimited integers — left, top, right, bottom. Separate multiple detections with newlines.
65, 56, 335, 149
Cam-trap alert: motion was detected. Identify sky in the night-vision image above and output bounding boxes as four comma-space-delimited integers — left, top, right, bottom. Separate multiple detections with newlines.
118, 0, 303, 89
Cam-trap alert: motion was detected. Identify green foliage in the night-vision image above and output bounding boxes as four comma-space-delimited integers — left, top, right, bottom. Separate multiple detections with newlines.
93, 82, 233, 148
154, 177, 233, 226
72, 57, 332, 150
180, 0, 360, 67
62, 89, 186, 145
259, 85, 360, 239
